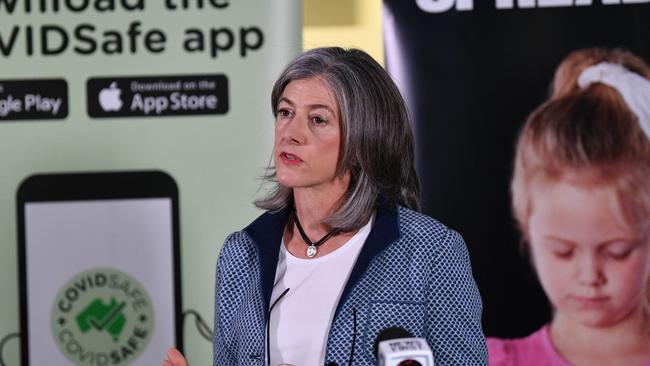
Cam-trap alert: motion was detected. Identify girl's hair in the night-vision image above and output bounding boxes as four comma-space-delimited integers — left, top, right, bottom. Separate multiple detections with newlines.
511, 48, 650, 240
512, 47, 650, 322
255, 47, 421, 231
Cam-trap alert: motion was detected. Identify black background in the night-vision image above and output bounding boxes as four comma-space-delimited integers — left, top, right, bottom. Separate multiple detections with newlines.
383, 1, 650, 337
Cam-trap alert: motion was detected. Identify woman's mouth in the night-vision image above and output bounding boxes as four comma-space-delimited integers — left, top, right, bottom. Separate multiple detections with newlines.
280, 152, 303, 164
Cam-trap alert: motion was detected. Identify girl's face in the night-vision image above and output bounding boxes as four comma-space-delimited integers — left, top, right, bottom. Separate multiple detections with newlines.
528, 180, 650, 328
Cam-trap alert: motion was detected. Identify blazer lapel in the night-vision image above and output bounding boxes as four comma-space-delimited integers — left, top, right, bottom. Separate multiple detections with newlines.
244, 207, 290, 314
333, 198, 400, 318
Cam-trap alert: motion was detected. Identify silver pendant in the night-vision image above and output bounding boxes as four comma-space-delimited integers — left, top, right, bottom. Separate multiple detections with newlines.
306, 245, 317, 258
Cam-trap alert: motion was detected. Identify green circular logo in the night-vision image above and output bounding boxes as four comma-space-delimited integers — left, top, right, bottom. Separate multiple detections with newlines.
51, 268, 154, 366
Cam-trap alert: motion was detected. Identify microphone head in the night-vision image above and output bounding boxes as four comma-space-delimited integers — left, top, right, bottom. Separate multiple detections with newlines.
374, 327, 413, 359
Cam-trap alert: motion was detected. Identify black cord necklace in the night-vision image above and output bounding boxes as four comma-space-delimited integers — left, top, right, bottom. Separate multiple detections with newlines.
293, 211, 340, 258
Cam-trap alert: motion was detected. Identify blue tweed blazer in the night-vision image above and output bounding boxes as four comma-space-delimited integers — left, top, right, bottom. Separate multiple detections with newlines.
213, 200, 487, 365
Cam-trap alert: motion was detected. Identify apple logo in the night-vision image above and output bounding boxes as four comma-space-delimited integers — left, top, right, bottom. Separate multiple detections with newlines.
98, 82, 123, 112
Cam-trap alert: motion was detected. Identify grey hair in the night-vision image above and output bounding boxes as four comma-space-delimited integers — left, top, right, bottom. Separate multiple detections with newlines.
255, 47, 421, 231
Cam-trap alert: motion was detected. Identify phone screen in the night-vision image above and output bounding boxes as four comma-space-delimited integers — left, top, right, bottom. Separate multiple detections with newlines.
17, 172, 181, 366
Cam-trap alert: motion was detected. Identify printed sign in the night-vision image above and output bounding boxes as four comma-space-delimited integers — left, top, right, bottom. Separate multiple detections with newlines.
87, 75, 228, 118
0, 2, 301, 365
383, 0, 650, 338
0, 79, 68, 121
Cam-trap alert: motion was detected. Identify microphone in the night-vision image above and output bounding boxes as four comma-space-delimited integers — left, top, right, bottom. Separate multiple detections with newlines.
374, 327, 434, 366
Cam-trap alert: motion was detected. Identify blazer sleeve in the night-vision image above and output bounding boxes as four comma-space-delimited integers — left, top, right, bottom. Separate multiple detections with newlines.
426, 228, 488, 365
212, 233, 241, 366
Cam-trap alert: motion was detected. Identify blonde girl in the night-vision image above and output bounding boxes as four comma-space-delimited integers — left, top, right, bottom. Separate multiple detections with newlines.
488, 48, 650, 366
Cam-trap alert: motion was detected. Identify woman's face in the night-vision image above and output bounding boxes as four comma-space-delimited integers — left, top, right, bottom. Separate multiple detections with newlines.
273, 77, 346, 192
528, 180, 650, 328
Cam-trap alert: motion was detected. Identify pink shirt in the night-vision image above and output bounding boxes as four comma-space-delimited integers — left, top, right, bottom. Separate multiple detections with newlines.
487, 324, 650, 366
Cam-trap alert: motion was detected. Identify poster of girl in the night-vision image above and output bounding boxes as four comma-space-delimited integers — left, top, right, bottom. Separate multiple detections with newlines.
488, 48, 650, 366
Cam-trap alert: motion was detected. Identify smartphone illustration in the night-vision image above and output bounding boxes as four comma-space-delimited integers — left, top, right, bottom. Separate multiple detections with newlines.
17, 171, 182, 366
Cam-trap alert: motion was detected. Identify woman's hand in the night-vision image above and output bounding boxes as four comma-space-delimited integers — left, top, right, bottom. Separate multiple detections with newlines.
162, 348, 187, 366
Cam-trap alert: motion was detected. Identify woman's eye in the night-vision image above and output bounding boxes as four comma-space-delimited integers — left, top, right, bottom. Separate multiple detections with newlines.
277, 109, 292, 118
311, 116, 327, 125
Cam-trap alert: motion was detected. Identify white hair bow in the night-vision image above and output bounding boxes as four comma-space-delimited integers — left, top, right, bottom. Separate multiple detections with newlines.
578, 62, 650, 140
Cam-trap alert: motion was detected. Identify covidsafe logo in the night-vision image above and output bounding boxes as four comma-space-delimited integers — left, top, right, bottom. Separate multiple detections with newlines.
51, 268, 154, 366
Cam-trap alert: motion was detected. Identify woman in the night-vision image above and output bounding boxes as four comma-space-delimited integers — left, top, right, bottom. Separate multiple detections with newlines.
165, 47, 486, 366
488, 48, 650, 365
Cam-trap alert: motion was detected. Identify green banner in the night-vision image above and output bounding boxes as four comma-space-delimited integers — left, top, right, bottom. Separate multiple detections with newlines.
0, 1, 302, 364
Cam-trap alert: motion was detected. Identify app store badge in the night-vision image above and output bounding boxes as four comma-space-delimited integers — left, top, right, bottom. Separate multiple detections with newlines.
87, 75, 228, 118
0, 79, 68, 121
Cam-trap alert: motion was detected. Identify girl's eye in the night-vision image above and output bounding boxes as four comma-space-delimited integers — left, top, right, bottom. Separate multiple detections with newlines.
547, 242, 574, 259
552, 248, 573, 259
605, 244, 634, 260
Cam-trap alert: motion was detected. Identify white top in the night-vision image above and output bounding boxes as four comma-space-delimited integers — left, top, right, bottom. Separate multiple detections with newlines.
268, 217, 373, 366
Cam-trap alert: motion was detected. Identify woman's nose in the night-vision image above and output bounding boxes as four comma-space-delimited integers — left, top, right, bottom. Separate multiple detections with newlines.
279, 113, 306, 144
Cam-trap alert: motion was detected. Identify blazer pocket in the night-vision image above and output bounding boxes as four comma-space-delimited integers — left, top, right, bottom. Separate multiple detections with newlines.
360, 301, 426, 364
